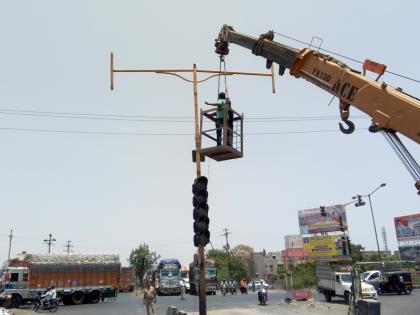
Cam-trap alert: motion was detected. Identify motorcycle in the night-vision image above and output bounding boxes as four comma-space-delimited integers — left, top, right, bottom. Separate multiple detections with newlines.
221, 284, 227, 296
31, 297, 60, 312
229, 283, 237, 295
258, 287, 267, 305
239, 285, 248, 294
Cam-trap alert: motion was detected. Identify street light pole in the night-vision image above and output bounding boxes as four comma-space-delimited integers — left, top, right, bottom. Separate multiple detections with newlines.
354, 183, 386, 262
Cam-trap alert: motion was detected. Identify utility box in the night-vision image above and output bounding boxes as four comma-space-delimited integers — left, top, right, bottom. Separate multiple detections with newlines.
357, 299, 380, 315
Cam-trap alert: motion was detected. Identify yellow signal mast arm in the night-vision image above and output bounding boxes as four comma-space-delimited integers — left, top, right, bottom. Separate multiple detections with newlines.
215, 25, 420, 193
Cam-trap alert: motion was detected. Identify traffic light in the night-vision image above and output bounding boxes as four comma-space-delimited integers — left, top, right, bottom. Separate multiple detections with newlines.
320, 206, 327, 216
192, 176, 210, 247
353, 195, 366, 207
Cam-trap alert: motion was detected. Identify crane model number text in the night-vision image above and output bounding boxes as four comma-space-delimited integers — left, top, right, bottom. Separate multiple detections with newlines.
312, 67, 359, 102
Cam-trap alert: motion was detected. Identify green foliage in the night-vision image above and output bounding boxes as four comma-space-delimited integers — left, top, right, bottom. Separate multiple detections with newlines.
207, 249, 249, 281
128, 243, 160, 284
288, 262, 317, 289
350, 243, 365, 262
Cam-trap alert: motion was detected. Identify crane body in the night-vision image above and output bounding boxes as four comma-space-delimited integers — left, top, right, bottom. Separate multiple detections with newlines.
215, 25, 420, 193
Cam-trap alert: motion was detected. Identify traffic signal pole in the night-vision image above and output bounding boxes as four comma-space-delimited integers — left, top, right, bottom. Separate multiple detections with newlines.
192, 64, 207, 315
110, 54, 274, 315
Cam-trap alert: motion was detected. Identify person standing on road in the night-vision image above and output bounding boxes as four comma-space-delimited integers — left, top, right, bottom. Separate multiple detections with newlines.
143, 281, 157, 315
180, 279, 186, 300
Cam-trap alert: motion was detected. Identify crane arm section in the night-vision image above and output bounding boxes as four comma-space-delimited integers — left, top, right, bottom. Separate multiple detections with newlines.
215, 25, 420, 145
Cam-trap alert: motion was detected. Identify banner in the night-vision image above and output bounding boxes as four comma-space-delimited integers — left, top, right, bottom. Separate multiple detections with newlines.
394, 213, 420, 241
285, 235, 303, 249
298, 205, 347, 234
398, 245, 420, 262
282, 248, 307, 258
303, 235, 350, 261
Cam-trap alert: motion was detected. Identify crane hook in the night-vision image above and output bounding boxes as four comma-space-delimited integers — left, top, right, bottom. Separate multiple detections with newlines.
338, 119, 355, 134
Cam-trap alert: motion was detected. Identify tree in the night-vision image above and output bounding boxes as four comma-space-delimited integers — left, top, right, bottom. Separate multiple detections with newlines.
350, 243, 365, 262
128, 243, 160, 286
232, 244, 255, 277
207, 249, 248, 281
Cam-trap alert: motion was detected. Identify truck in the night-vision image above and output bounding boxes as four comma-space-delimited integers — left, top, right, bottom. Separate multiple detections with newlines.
213, 25, 420, 194
180, 264, 190, 292
189, 259, 217, 295
155, 259, 181, 295
316, 263, 377, 304
0, 252, 120, 307
119, 267, 135, 292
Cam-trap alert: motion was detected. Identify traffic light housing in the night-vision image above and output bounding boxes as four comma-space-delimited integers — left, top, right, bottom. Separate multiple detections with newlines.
354, 195, 366, 207
192, 176, 210, 247
320, 206, 327, 216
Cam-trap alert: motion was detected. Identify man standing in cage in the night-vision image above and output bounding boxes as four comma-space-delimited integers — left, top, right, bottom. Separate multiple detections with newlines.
205, 92, 226, 146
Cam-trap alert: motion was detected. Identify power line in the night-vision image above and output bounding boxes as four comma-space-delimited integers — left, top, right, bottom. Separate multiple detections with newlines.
0, 126, 367, 137
0, 107, 369, 123
273, 31, 420, 84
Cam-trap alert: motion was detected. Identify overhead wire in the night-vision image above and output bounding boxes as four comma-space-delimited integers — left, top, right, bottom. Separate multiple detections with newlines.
0, 107, 369, 123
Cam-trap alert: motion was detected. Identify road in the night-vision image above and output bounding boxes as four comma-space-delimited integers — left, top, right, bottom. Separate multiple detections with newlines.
13, 289, 420, 315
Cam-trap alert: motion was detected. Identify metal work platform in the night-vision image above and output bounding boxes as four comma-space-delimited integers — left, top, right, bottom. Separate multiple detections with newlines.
199, 105, 243, 162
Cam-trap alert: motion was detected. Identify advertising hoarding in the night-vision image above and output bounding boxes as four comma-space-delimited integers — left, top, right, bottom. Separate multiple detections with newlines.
303, 235, 350, 261
285, 235, 303, 249
281, 248, 307, 258
394, 213, 420, 241
298, 205, 347, 234
398, 245, 420, 262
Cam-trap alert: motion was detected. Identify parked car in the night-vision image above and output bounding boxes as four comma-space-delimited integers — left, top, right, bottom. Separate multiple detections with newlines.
247, 280, 269, 290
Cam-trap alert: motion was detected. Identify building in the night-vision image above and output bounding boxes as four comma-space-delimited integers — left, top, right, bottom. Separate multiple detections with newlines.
252, 250, 284, 282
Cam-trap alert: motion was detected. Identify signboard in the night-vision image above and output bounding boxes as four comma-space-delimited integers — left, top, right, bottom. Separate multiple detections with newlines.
303, 235, 350, 261
394, 213, 420, 241
298, 205, 348, 234
398, 245, 420, 262
285, 235, 303, 249
281, 248, 307, 258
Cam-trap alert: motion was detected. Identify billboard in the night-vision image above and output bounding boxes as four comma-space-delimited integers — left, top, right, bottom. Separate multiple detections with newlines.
298, 205, 347, 234
398, 245, 420, 262
394, 213, 420, 241
285, 235, 303, 249
282, 248, 307, 259
303, 235, 350, 261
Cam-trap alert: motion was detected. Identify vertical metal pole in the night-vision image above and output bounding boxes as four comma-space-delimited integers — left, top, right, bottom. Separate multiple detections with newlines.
7, 229, 13, 266
193, 64, 206, 315
368, 195, 382, 262
110, 53, 114, 90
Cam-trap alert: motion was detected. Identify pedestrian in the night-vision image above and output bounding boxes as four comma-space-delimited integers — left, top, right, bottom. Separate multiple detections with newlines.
143, 280, 157, 315
180, 279, 186, 300
205, 92, 227, 146
252, 280, 256, 292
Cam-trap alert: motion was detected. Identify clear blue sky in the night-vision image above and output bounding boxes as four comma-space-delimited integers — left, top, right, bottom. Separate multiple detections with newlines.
1, 0, 419, 266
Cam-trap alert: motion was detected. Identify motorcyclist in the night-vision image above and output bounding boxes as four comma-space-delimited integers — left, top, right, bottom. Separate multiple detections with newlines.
228, 279, 236, 294
40, 287, 52, 307
257, 279, 267, 305
220, 279, 227, 295
240, 279, 247, 294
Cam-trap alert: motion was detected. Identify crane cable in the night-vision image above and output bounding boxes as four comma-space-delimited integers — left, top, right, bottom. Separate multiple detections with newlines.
217, 55, 229, 98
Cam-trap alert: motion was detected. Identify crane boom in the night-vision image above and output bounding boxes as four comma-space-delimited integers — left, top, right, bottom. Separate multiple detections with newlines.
215, 25, 420, 193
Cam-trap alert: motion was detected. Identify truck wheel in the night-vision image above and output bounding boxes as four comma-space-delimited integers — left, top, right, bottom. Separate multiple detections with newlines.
71, 291, 85, 305
88, 291, 101, 304
11, 294, 23, 308
324, 291, 332, 302
344, 292, 350, 305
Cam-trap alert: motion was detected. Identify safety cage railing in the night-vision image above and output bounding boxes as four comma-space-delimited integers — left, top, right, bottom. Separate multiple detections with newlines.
199, 106, 243, 162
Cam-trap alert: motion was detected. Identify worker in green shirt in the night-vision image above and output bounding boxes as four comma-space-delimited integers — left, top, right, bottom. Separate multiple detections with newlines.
205, 92, 227, 146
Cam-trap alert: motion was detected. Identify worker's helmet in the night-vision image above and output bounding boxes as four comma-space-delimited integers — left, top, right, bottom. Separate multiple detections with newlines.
218, 92, 226, 99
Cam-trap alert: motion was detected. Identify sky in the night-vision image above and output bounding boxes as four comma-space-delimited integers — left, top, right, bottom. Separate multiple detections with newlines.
0, 0, 419, 267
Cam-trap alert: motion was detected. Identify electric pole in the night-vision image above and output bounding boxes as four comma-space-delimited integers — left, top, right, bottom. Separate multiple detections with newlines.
43, 234, 56, 254
222, 228, 232, 278
7, 230, 13, 265
64, 240, 74, 254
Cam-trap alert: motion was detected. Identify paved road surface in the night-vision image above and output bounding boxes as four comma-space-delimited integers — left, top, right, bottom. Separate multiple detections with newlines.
13, 289, 420, 315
